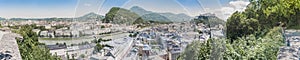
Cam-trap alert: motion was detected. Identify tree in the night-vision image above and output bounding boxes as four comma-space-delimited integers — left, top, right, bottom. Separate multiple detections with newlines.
94, 44, 104, 53
101, 25, 105, 28
80, 54, 85, 58
71, 54, 75, 60
129, 34, 133, 37
226, 12, 261, 40
0, 24, 2, 28
66, 53, 70, 60
178, 39, 212, 60
15, 24, 61, 60
179, 27, 284, 60
182, 0, 294, 59
226, 0, 300, 39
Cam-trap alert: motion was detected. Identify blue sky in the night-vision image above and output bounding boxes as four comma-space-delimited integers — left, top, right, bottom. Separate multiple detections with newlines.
0, 0, 249, 20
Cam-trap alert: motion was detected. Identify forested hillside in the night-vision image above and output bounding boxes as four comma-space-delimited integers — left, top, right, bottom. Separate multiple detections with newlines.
102, 7, 142, 24
130, 6, 192, 23
227, 0, 300, 39
14, 25, 61, 60
179, 0, 300, 59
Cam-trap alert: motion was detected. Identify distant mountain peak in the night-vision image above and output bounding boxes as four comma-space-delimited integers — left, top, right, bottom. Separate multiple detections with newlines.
199, 13, 216, 17
0, 17, 5, 20
76, 12, 104, 21
178, 13, 188, 16
130, 6, 150, 16
83, 12, 99, 16
130, 6, 192, 22
130, 6, 144, 10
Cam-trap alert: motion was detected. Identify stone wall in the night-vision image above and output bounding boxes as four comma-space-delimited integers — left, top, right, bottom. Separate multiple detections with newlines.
0, 31, 22, 60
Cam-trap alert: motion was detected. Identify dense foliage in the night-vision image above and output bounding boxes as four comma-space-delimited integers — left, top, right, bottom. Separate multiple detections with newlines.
227, 0, 300, 39
179, 27, 284, 60
0, 24, 2, 28
179, 0, 295, 59
9, 24, 48, 31
94, 44, 104, 53
178, 39, 212, 60
223, 27, 284, 59
14, 25, 61, 60
91, 38, 112, 43
140, 13, 173, 23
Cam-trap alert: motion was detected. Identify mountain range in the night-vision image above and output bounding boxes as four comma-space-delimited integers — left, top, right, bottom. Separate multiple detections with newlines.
75, 12, 104, 21
130, 6, 192, 22
102, 7, 142, 24
102, 6, 195, 24
8, 12, 104, 21
139, 13, 172, 23
4, 6, 224, 26
0, 17, 5, 20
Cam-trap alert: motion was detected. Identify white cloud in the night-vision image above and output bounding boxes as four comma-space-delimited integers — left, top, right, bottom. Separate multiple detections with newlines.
229, 0, 250, 11
221, 7, 235, 15
218, 7, 235, 20
206, 0, 249, 20
84, 3, 92, 7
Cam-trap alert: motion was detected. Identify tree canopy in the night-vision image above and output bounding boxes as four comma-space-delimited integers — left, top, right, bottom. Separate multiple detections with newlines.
14, 25, 61, 60
179, 27, 284, 60
226, 0, 300, 39
179, 0, 296, 59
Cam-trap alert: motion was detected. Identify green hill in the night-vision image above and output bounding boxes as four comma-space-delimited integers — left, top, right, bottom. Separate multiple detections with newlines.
103, 7, 173, 24
130, 6, 192, 23
102, 7, 141, 24
159, 13, 192, 22
130, 6, 152, 16
76, 12, 104, 21
226, 0, 300, 39
140, 13, 172, 23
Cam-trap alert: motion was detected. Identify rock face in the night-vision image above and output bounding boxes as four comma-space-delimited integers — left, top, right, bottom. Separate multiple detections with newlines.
0, 31, 22, 60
